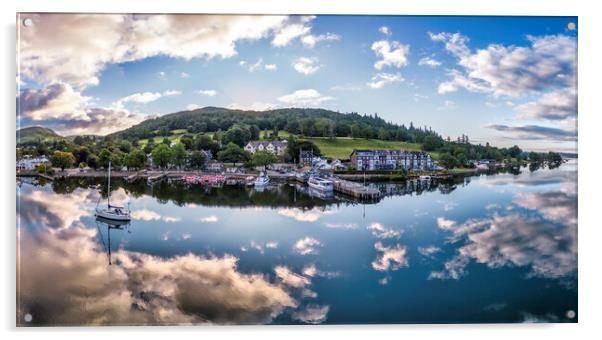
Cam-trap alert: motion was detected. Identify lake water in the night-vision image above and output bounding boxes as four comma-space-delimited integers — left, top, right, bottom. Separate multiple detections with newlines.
16, 161, 578, 326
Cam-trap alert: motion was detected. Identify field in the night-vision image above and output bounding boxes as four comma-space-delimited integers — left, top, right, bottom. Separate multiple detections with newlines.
298, 136, 438, 160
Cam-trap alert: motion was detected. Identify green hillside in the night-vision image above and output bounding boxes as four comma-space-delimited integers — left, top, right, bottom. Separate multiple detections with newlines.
17, 126, 62, 145
299, 136, 439, 160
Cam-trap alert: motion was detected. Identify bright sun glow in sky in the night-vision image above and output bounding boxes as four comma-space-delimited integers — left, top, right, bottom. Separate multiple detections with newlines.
17, 14, 577, 152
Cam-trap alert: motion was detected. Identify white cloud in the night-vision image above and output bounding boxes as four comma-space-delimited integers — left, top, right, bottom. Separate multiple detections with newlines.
371, 40, 410, 70
162, 89, 181, 96
418, 56, 442, 68
274, 265, 310, 288
418, 245, 442, 257
199, 215, 218, 223
301, 33, 341, 48
292, 57, 321, 75
366, 222, 402, 239
324, 222, 358, 229
293, 237, 322, 255
227, 102, 277, 111
371, 242, 409, 272
198, 89, 217, 97
277, 89, 334, 107
292, 304, 329, 324
431, 32, 576, 98
264, 63, 278, 71
180, 72, 190, 78
366, 72, 404, 89
515, 88, 577, 121
436, 217, 456, 230
17, 225, 296, 325
378, 26, 392, 36
20, 14, 295, 89
271, 16, 314, 47
187, 104, 201, 110
302, 264, 341, 279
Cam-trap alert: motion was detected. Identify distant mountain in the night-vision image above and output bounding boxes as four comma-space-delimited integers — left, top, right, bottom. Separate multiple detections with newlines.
17, 126, 63, 145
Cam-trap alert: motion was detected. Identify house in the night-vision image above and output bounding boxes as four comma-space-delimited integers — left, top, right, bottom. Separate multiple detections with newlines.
205, 161, 224, 173
299, 149, 314, 166
16, 155, 50, 170
244, 140, 288, 155
350, 150, 434, 171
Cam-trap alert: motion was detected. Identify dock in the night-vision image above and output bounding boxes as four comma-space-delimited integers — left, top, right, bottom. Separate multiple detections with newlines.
147, 172, 167, 183
332, 178, 380, 200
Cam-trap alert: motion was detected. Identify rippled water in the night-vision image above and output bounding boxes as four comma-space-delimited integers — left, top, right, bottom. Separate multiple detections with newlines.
16, 161, 577, 325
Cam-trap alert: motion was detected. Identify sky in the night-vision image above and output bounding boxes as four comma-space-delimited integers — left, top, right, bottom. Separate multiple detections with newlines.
17, 14, 577, 152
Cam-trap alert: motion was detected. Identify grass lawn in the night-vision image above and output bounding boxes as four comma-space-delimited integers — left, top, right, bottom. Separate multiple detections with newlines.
259, 130, 292, 139
298, 136, 437, 160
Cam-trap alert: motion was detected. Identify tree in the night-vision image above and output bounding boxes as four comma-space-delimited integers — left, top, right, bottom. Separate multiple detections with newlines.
124, 149, 147, 170
87, 154, 99, 170
217, 142, 250, 164
143, 141, 155, 154
98, 148, 114, 169
222, 125, 251, 147
50, 151, 76, 171
508, 145, 522, 158
189, 151, 207, 170
118, 140, 132, 153
251, 150, 279, 168
152, 144, 173, 169
171, 143, 188, 169
74, 146, 90, 164
180, 134, 194, 150
439, 153, 458, 169
422, 135, 443, 151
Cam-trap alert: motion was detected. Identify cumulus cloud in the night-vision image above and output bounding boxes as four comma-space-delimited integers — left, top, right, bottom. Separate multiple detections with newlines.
430, 212, 577, 280
302, 264, 341, 279
131, 209, 161, 221
292, 304, 329, 324
418, 245, 442, 257
17, 226, 297, 325
16, 82, 147, 135
277, 89, 334, 107
418, 56, 442, 68
227, 102, 278, 111
274, 266, 310, 288
301, 33, 341, 48
199, 215, 219, 223
366, 222, 402, 239
436, 217, 457, 230
198, 89, 217, 97
378, 26, 392, 36
487, 124, 577, 141
431, 32, 576, 98
272, 16, 314, 47
264, 63, 278, 71
371, 40, 410, 70
371, 242, 409, 272
19, 14, 294, 88
515, 88, 577, 121
292, 57, 321, 75
293, 237, 322, 255
366, 72, 404, 89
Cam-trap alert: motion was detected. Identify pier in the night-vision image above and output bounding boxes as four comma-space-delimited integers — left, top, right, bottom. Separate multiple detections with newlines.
332, 178, 380, 200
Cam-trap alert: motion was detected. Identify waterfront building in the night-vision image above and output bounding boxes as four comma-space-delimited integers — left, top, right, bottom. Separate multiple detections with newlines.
16, 155, 50, 170
244, 140, 288, 155
350, 149, 434, 171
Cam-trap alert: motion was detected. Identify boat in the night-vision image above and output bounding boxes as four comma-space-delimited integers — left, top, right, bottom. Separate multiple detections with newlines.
95, 161, 131, 221
419, 175, 432, 180
308, 176, 334, 192
254, 172, 270, 186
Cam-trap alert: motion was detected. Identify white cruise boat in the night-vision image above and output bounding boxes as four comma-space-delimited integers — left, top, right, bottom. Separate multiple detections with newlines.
254, 172, 270, 186
308, 176, 334, 192
95, 161, 131, 221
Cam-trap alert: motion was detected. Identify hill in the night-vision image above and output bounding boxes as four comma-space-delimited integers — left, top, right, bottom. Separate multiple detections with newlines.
108, 106, 442, 147
17, 126, 62, 145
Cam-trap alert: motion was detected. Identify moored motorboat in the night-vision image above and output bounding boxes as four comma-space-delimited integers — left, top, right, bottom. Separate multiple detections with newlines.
308, 176, 334, 192
254, 172, 270, 186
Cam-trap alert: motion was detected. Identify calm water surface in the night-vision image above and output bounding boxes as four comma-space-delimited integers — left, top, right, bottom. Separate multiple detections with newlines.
16, 161, 578, 325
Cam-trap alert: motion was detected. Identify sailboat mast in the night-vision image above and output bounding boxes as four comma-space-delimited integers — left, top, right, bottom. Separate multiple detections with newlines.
107, 161, 111, 207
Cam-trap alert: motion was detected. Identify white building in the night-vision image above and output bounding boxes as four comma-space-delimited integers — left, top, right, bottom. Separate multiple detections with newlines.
17, 155, 50, 170
244, 140, 288, 155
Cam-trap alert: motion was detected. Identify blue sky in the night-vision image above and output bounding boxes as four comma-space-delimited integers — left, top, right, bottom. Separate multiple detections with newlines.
17, 14, 577, 152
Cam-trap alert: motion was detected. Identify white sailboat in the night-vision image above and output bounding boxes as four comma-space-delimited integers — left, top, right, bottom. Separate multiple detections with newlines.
254, 172, 270, 186
95, 161, 131, 221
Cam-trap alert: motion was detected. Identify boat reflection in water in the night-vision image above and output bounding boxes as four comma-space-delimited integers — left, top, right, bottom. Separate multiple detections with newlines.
95, 216, 131, 265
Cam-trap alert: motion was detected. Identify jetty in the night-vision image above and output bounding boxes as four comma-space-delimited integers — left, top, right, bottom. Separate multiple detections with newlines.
147, 172, 167, 183
332, 178, 380, 200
